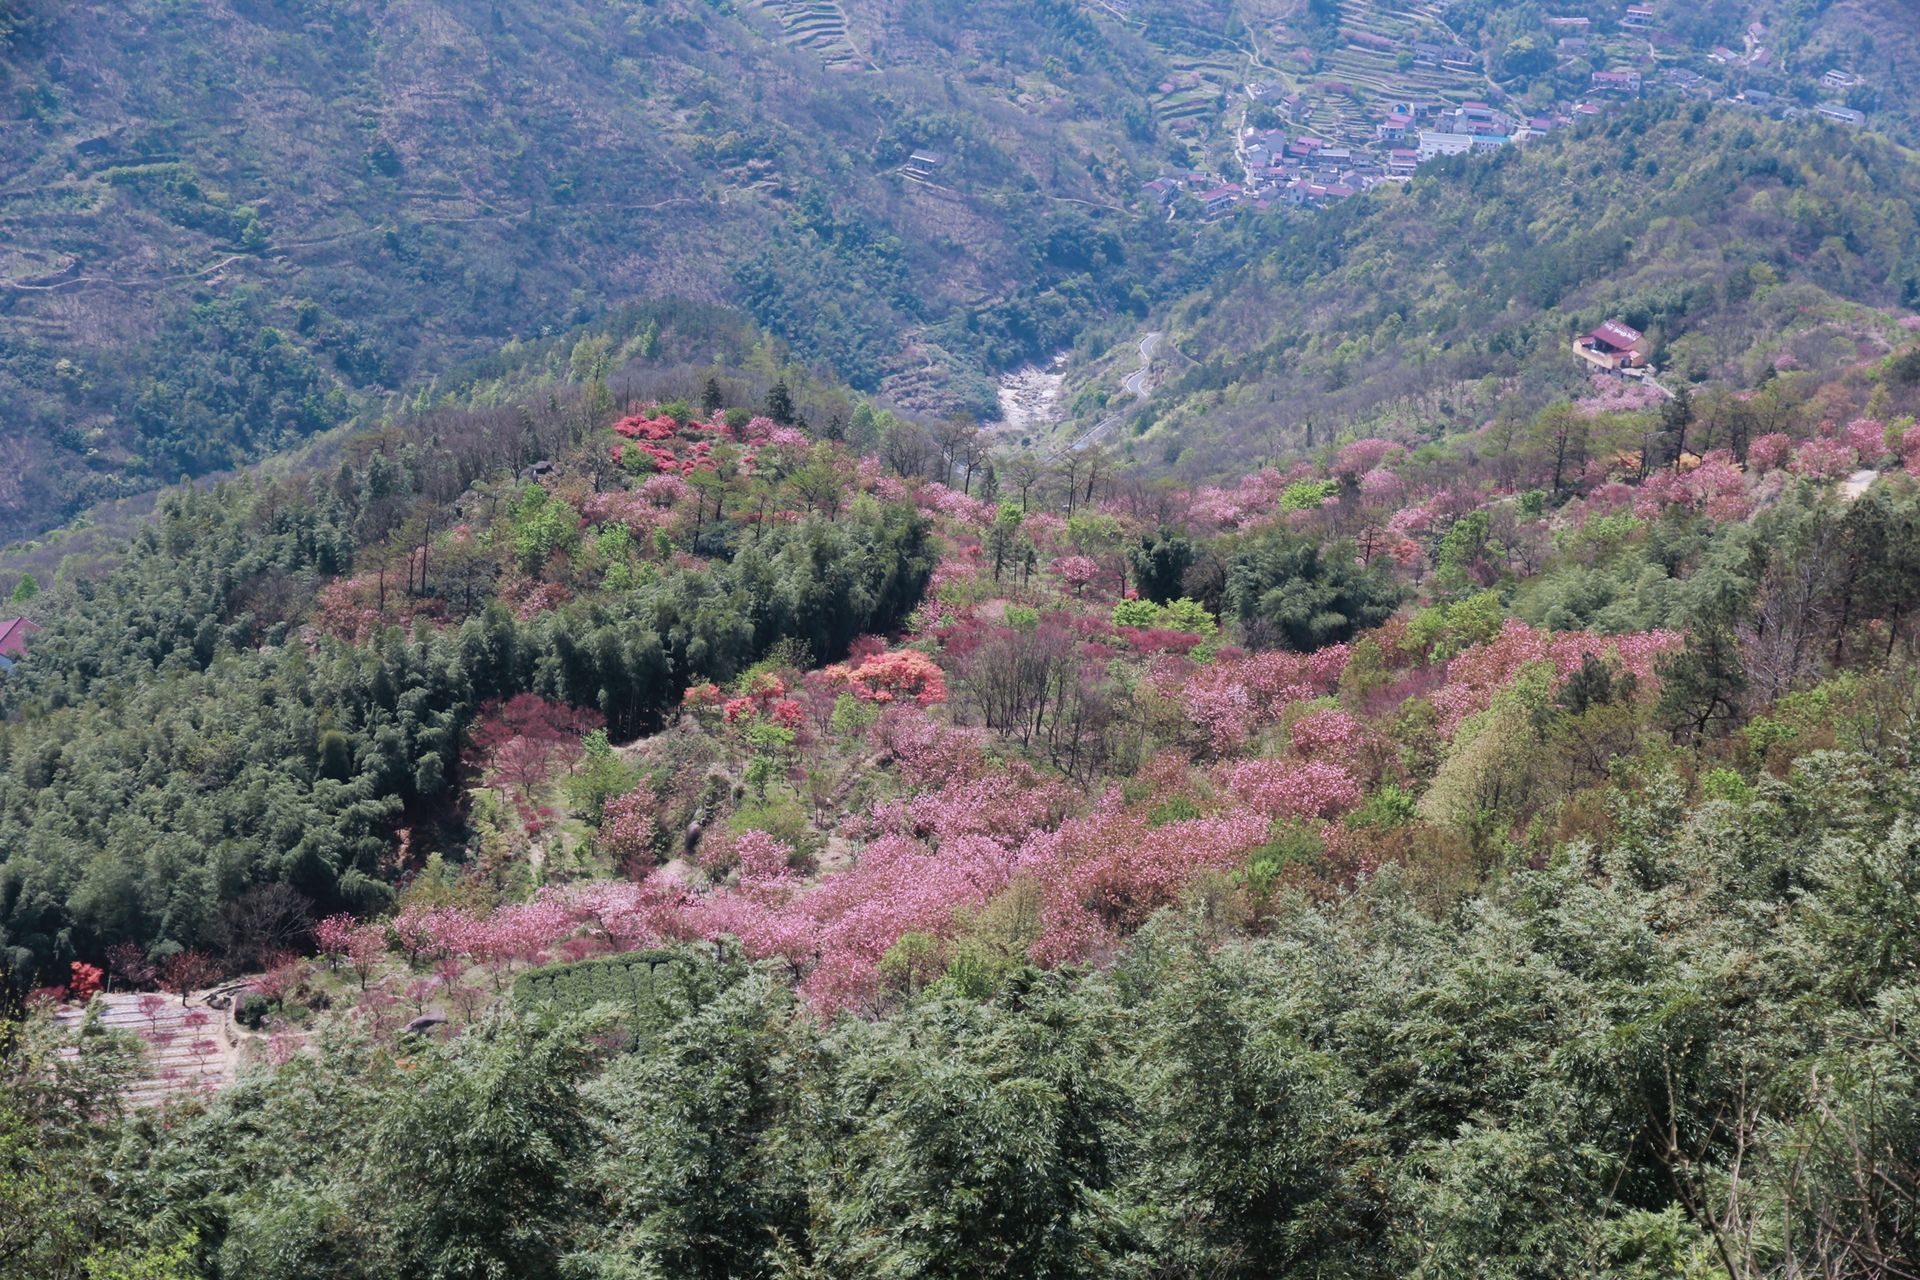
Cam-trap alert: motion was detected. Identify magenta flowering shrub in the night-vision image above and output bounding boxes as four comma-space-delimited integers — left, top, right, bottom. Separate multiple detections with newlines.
1576, 376, 1664, 416
1631, 471, 1690, 519
1224, 759, 1362, 820
639, 472, 692, 507
1334, 438, 1404, 479
918, 483, 995, 526
1021, 806, 1270, 965
1789, 437, 1857, 479
1186, 467, 1302, 530
1170, 646, 1350, 753
1747, 433, 1792, 473
929, 557, 979, 595
1358, 466, 1402, 500
732, 830, 797, 888
898, 769, 1076, 844
599, 785, 662, 870
1387, 498, 1442, 539
1428, 619, 1681, 736
1843, 418, 1888, 462
1289, 707, 1368, 767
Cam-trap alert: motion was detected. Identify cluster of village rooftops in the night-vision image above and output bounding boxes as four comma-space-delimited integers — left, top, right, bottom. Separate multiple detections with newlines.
1139, 4, 1873, 221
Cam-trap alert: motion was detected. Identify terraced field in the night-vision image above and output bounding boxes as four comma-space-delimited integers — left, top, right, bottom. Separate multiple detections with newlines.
55, 992, 243, 1106
749, 0, 870, 71
1321, 0, 1489, 103
1237, 0, 1495, 146
1154, 49, 1250, 141
1105, 0, 1504, 154
1303, 87, 1373, 145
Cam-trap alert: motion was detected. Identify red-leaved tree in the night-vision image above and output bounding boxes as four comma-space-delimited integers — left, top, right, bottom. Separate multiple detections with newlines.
68, 962, 103, 1003
467, 693, 605, 800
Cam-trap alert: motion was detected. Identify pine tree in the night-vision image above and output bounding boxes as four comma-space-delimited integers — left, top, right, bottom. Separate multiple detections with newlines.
765, 380, 796, 425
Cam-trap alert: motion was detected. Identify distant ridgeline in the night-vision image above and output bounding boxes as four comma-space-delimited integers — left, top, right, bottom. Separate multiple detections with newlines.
511, 948, 710, 1037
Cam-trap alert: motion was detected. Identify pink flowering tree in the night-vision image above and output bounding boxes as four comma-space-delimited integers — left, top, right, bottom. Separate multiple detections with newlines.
1334, 438, 1404, 480
345, 922, 388, 990
1790, 437, 1857, 480
599, 784, 663, 875
313, 912, 357, 970
1289, 707, 1369, 768
733, 830, 797, 889
1747, 432, 1792, 473
466, 694, 605, 801
1050, 555, 1101, 593
1224, 760, 1363, 820
1024, 808, 1271, 965
1843, 418, 1888, 464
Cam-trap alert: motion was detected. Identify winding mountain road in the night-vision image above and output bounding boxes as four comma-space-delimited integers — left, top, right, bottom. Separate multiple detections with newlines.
1056, 331, 1160, 456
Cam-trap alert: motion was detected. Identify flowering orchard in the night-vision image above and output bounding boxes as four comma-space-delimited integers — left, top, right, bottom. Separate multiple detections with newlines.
90, 368, 1920, 1049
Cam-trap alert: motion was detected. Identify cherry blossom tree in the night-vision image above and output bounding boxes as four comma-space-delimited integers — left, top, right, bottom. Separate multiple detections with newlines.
1843, 418, 1888, 463
599, 784, 663, 874
313, 912, 357, 970
1289, 708, 1368, 767
1051, 555, 1101, 593
466, 693, 606, 800
1748, 432, 1792, 473
106, 940, 154, 991
158, 948, 220, 1006
345, 923, 388, 991
137, 992, 168, 1035
1790, 437, 1857, 480
1225, 760, 1363, 820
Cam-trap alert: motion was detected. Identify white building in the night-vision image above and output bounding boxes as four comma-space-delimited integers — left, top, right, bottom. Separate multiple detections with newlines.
1416, 130, 1475, 160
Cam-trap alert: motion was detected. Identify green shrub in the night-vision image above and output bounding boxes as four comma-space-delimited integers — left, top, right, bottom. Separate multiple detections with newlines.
1347, 783, 1418, 830
511, 949, 686, 1031
1700, 768, 1753, 805
1279, 479, 1340, 511
1147, 795, 1202, 827
234, 993, 272, 1030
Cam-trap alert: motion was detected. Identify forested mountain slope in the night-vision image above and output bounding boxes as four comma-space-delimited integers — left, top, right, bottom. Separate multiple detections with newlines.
1128, 104, 1920, 476
0, 0, 1176, 539
0, 303, 939, 961
10, 4, 1920, 1275
8, 280, 1920, 1275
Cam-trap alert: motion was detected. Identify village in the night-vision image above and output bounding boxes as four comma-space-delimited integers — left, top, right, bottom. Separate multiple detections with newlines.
1135, 1, 1878, 220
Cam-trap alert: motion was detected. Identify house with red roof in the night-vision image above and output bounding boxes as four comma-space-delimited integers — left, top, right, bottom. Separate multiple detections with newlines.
1574, 319, 1650, 370
1591, 69, 1642, 94
1198, 186, 1241, 217
0, 617, 39, 668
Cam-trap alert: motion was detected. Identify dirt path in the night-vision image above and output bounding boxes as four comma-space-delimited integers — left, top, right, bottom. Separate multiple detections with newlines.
1842, 468, 1879, 500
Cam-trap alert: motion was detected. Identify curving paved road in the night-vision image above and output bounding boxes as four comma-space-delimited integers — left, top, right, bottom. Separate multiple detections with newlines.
1057, 331, 1160, 456
1121, 331, 1161, 398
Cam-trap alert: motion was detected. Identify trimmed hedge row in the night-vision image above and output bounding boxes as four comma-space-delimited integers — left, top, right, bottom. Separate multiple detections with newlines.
511, 949, 692, 1031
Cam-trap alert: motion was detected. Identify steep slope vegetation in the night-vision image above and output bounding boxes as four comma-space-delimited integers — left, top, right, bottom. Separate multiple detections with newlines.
1127, 104, 1920, 476
0, 0, 1170, 539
